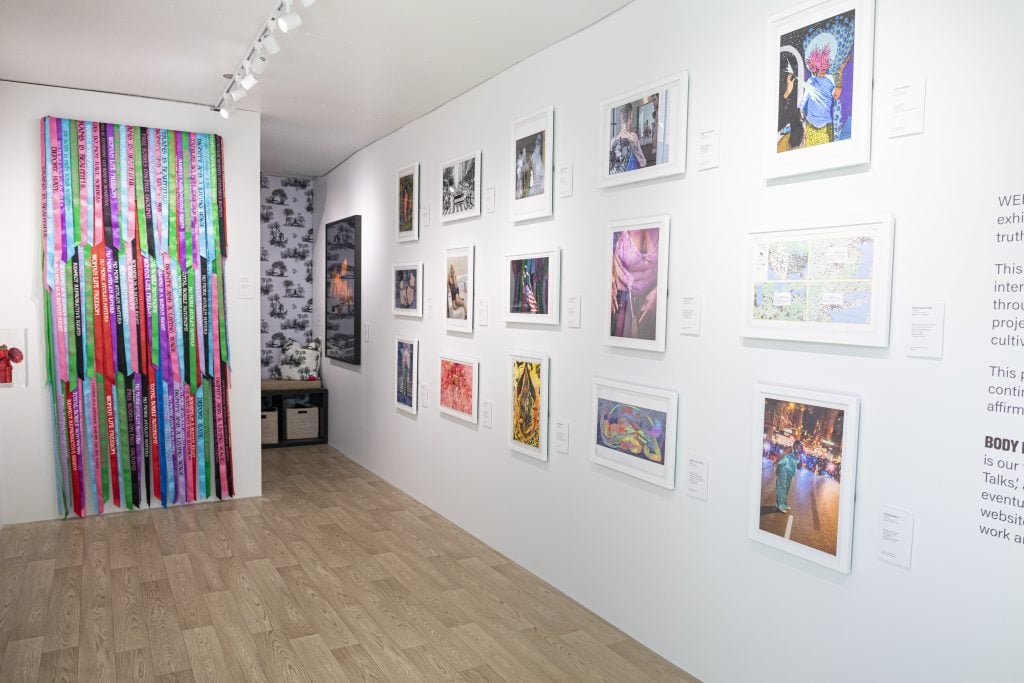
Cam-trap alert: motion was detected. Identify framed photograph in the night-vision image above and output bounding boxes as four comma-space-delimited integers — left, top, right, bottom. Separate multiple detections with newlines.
750, 383, 860, 573
440, 150, 481, 223
741, 214, 894, 346
395, 337, 419, 414
444, 246, 475, 332
598, 72, 688, 188
397, 163, 419, 242
324, 215, 361, 364
392, 262, 423, 318
766, 0, 876, 179
503, 248, 560, 325
438, 353, 479, 424
511, 106, 554, 222
592, 378, 678, 489
605, 215, 670, 351
508, 351, 549, 461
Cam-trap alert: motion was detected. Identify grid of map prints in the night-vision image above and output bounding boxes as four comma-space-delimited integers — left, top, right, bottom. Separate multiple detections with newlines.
751, 234, 875, 325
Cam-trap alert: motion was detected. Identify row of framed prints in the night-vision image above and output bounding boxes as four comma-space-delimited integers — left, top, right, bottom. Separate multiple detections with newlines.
393, 342, 551, 460
394, 0, 878, 246
394, 337, 859, 574
395, 70, 688, 241
394, 215, 672, 350
393, 212, 895, 349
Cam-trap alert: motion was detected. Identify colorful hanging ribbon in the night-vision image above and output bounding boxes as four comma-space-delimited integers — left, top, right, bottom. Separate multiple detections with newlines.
40, 116, 234, 517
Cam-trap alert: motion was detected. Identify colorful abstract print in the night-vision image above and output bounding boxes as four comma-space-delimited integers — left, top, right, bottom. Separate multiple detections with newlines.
596, 398, 667, 464
41, 117, 234, 518
440, 359, 474, 416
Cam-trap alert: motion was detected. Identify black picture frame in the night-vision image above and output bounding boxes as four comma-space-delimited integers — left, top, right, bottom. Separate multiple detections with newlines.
324, 215, 361, 365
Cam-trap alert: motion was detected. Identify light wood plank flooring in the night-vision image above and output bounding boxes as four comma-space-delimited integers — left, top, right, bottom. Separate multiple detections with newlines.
0, 445, 696, 682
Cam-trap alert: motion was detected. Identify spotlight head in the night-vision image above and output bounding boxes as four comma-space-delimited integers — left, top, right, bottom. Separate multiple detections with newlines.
277, 11, 302, 32
261, 33, 281, 54
229, 84, 248, 102
250, 53, 269, 75
219, 105, 234, 119
239, 72, 259, 91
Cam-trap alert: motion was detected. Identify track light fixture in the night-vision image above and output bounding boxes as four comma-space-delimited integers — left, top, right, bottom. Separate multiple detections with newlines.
249, 52, 269, 75
277, 6, 302, 33
229, 84, 248, 102
239, 71, 259, 91
261, 32, 280, 54
213, 0, 315, 117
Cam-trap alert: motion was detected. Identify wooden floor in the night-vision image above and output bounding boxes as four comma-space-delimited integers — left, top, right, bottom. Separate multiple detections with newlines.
0, 445, 695, 682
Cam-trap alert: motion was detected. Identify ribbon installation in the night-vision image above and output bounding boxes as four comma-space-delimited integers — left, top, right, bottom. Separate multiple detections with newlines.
40, 116, 234, 517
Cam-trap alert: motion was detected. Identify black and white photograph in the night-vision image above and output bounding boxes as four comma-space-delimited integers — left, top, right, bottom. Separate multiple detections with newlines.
440, 150, 481, 223
511, 106, 554, 222
599, 72, 689, 188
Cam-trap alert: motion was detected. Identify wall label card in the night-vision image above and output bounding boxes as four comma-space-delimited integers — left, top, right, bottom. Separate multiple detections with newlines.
686, 455, 709, 500
878, 506, 915, 568
419, 382, 429, 409
420, 202, 430, 227
554, 417, 570, 454
907, 300, 945, 359
238, 276, 256, 299
889, 77, 926, 138
696, 126, 720, 171
567, 295, 582, 328
485, 186, 496, 214
558, 163, 574, 198
481, 399, 493, 429
680, 293, 702, 335
476, 297, 489, 326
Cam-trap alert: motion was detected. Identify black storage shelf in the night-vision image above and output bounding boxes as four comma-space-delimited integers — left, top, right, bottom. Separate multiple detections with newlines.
261, 386, 329, 448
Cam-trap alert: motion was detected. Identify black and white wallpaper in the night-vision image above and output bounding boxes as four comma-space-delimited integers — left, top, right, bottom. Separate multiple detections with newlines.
260, 174, 316, 378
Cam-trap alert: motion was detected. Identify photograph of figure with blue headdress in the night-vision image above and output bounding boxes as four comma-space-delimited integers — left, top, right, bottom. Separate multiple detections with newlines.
777, 9, 856, 153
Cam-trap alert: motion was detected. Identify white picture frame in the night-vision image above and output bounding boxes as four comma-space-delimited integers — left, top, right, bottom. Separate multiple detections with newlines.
396, 162, 419, 242
444, 245, 474, 332
765, 0, 876, 179
394, 337, 419, 414
741, 213, 894, 347
508, 351, 549, 461
598, 72, 688, 188
438, 353, 479, 424
605, 215, 670, 352
392, 262, 423, 318
592, 377, 678, 490
749, 383, 860, 573
511, 106, 554, 222
440, 150, 481, 223
503, 248, 560, 325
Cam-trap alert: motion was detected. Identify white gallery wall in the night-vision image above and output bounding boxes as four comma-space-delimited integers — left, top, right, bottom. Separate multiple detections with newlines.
316, 0, 1024, 680
0, 80, 262, 525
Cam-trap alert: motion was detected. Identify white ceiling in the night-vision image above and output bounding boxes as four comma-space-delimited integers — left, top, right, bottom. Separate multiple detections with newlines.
1, 0, 633, 178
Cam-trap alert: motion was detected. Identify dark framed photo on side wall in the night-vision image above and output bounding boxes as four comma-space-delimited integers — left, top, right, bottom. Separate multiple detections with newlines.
325, 215, 361, 364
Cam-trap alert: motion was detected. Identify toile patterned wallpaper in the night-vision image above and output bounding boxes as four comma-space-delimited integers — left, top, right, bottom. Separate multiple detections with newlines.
260, 174, 316, 379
